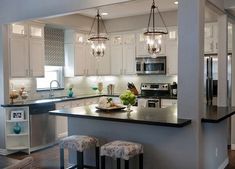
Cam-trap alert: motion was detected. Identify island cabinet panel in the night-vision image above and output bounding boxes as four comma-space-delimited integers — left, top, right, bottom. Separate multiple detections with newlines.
9, 22, 45, 78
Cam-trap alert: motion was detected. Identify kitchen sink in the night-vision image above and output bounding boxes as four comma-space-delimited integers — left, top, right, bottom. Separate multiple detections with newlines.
34, 96, 73, 103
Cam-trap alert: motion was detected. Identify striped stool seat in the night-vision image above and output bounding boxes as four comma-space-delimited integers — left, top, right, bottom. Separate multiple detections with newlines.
60, 135, 99, 152
100, 140, 143, 169
60, 135, 99, 169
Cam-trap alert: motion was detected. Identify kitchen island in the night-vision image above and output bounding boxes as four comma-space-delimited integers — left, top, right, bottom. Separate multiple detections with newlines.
50, 104, 234, 169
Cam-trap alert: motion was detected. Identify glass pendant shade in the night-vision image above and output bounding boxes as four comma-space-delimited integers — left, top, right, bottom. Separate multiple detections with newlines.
88, 10, 109, 59
144, 0, 168, 58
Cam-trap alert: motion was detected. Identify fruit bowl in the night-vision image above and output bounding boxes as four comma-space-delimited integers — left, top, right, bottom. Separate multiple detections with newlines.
119, 90, 136, 111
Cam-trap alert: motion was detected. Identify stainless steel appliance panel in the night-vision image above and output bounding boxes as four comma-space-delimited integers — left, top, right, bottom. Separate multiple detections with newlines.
29, 103, 56, 149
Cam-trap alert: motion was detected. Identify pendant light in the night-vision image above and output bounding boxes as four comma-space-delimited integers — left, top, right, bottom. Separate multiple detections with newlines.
88, 9, 109, 59
144, 0, 168, 58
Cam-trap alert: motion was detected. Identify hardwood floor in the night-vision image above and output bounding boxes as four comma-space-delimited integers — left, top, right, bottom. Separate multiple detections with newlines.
1, 146, 235, 168
5, 145, 68, 169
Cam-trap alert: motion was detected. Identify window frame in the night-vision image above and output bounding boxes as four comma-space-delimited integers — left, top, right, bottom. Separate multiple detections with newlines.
36, 66, 64, 92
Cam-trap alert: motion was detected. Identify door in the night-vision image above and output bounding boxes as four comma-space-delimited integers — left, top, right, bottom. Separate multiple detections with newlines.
29, 39, 45, 77
10, 37, 29, 77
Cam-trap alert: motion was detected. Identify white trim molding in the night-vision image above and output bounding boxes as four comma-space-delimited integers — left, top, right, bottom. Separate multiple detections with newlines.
218, 157, 229, 169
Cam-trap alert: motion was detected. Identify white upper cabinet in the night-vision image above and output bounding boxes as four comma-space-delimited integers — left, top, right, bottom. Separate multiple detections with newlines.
110, 33, 136, 75
165, 27, 178, 75
10, 37, 29, 77
65, 31, 110, 77
110, 35, 123, 75
10, 23, 27, 37
228, 25, 232, 52
136, 31, 166, 58
29, 39, 45, 77
9, 22, 45, 77
123, 34, 136, 75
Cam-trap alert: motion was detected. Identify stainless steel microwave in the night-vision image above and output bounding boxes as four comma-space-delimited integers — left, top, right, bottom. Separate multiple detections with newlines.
136, 56, 166, 75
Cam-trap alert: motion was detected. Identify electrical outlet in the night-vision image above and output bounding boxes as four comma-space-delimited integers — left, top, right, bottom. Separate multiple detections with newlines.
215, 148, 218, 157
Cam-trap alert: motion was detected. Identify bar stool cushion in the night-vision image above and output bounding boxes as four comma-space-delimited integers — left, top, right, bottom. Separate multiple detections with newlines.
60, 135, 99, 152
100, 140, 143, 160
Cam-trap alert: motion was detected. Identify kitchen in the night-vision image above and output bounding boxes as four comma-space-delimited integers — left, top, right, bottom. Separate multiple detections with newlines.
0, 0, 234, 168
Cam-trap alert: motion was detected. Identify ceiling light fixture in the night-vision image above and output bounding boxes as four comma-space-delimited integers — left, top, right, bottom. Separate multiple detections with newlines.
144, 0, 168, 58
174, 1, 179, 5
88, 9, 109, 59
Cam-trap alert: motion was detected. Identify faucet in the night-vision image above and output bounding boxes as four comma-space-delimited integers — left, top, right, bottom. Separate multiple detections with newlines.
49, 80, 61, 98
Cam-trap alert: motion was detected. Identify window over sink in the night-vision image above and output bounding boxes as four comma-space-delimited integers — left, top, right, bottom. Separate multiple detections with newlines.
36, 66, 64, 91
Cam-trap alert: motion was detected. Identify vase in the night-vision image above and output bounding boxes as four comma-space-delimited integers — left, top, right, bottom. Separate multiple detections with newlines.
68, 90, 73, 97
13, 122, 21, 134
126, 104, 132, 112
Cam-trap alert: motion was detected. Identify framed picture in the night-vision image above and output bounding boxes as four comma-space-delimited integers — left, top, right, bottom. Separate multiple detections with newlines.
10, 110, 25, 121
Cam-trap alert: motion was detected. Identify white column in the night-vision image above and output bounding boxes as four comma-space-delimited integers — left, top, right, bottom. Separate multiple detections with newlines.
230, 23, 235, 149
178, 0, 204, 168
217, 15, 228, 107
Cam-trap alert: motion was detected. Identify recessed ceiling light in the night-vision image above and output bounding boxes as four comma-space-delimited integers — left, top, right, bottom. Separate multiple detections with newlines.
101, 12, 108, 16
174, 1, 179, 5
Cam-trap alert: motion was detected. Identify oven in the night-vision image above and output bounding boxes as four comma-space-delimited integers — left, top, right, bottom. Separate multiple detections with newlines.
136, 57, 166, 75
146, 99, 160, 108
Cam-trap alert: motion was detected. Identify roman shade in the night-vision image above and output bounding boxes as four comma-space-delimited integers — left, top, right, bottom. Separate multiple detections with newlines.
45, 27, 64, 66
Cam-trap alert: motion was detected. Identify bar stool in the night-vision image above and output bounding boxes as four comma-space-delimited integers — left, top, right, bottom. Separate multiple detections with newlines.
100, 140, 143, 169
60, 135, 99, 169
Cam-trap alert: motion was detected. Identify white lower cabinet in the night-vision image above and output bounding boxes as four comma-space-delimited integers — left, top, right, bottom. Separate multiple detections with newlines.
137, 98, 147, 108
161, 99, 177, 108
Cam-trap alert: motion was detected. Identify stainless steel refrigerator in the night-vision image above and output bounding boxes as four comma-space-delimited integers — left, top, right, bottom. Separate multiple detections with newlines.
204, 54, 231, 105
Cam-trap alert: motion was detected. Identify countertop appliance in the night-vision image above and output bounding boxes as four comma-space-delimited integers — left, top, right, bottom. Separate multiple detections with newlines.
136, 56, 166, 75
140, 83, 170, 108
29, 103, 56, 151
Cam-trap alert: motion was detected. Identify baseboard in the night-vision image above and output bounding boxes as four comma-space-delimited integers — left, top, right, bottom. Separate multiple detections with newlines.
0, 149, 17, 156
231, 144, 235, 150
218, 157, 229, 169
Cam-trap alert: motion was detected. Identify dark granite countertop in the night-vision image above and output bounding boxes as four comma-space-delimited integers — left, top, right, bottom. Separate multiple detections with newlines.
202, 106, 235, 123
49, 104, 191, 128
1, 94, 177, 107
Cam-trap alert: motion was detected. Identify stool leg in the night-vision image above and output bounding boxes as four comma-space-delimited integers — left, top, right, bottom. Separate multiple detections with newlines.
77, 151, 84, 169
117, 158, 121, 169
139, 154, 143, 169
125, 160, 129, 169
60, 148, 64, 169
95, 147, 99, 169
101, 156, 105, 169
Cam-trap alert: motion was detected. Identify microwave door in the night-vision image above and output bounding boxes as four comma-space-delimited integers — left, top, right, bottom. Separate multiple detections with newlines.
144, 62, 165, 74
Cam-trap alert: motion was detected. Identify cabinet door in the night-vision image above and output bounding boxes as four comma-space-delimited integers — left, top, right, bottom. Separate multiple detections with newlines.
29, 39, 45, 77
123, 34, 136, 75
86, 45, 97, 76
97, 42, 110, 75
10, 38, 29, 77
136, 33, 149, 57
123, 44, 136, 75
228, 25, 232, 52
74, 43, 87, 76
166, 39, 178, 75
10, 23, 27, 38
110, 45, 123, 75
29, 24, 44, 39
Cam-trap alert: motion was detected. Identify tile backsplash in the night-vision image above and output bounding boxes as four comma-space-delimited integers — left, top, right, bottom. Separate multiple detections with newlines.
9, 75, 177, 101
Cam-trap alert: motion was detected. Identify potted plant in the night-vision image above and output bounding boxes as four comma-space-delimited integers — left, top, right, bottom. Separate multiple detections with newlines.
119, 90, 136, 111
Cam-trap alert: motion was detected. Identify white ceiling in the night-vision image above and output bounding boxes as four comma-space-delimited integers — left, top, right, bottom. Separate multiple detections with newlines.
77, 0, 178, 20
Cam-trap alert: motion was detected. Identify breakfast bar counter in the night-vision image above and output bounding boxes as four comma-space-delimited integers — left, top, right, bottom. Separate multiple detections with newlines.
49, 104, 191, 127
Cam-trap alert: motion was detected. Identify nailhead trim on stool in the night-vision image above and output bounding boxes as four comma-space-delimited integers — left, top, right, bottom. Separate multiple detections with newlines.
60, 135, 100, 169
100, 140, 144, 169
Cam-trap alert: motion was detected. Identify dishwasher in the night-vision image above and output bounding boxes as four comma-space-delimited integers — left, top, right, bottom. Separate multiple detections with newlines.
29, 103, 56, 151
